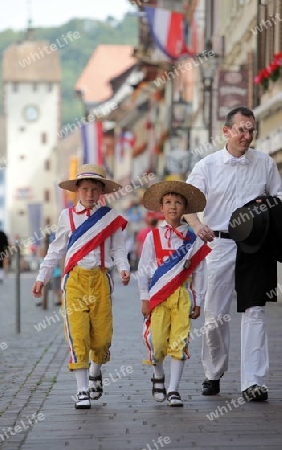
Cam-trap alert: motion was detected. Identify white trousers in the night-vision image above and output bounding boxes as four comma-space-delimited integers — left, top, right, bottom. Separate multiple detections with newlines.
241, 306, 269, 391
201, 238, 236, 380
202, 238, 269, 390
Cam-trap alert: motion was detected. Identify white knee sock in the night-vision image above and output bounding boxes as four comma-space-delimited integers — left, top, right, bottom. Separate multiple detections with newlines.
168, 359, 185, 393
74, 368, 88, 393
152, 362, 165, 401
89, 361, 102, 378
153, 362, 164, 379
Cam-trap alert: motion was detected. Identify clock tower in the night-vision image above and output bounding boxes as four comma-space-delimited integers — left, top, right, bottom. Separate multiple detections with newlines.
3, 31, 61, 246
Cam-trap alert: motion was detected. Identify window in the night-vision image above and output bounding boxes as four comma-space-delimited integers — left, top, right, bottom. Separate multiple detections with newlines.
44, 159, 50, 171
12, 82, 18, 92
45, 217, 51, 226
15, 188, 32, 199
41, 132, 47, 144
44, 190, 50, 202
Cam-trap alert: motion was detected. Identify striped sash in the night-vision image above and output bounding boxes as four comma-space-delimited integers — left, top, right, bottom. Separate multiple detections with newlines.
149, 233, 211, 312
63, 206, 127, 276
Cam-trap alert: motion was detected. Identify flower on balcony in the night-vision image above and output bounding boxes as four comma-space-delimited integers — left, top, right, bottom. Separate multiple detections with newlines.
254, 68, 269, 90
268, 61, 280, 81
254, 51, 282, 90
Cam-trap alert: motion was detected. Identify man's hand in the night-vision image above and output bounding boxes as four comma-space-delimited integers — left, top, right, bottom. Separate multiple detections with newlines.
183, 213, 214, 242
190, 305, 200, 319
32, 281, 44, 298
141, 300, 150, 319
194, 223, 215, 242
121, 270, 130, 285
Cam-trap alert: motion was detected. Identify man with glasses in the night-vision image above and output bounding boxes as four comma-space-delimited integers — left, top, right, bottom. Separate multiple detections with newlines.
185, 106, 282, 401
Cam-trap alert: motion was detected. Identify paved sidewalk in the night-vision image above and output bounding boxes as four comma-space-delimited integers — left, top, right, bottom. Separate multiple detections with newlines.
0, 273, 282, 450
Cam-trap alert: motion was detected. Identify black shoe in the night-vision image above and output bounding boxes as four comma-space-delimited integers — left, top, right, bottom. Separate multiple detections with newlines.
75, 391, 91, 409
202, 378, 220, 395
242, 384, 268, 402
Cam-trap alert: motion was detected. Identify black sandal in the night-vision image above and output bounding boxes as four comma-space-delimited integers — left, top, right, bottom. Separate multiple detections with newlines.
166, 391, 183, 407
151, 375, 166, 402
89, 374, 103, 400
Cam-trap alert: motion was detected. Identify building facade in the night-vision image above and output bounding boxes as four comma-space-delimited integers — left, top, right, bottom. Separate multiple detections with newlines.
2, 35, 61, 246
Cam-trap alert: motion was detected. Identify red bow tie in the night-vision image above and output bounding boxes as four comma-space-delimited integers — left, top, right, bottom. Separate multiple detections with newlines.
164, 225, 190, 248
74, 207, 91, 217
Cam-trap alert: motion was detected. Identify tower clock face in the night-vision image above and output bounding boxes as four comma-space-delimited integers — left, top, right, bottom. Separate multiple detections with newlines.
23, 104, 39, 122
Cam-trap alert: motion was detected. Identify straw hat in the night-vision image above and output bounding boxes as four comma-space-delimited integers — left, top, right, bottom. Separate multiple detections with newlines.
58, 164, 122, 194
143, 180, 206, 213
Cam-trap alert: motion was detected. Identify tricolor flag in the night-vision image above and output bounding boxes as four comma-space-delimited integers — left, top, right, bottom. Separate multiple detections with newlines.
143, 6, 193, 60
81, 121, 103, 165
116, 131, 135, 162
67, 156, 78, 207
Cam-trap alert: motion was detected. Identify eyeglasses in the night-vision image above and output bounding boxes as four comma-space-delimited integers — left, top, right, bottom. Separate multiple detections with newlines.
229, 126, 257, 137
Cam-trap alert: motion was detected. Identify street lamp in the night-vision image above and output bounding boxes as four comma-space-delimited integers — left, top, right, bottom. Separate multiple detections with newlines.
196, 40, 220, 142
165, 98, 193, 177
171, 97, 192, 149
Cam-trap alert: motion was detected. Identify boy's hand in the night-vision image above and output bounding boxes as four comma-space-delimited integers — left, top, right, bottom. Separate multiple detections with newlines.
32, 281, 44, 298
120, 270, 130, 285
190, 305, 200, 319
141, 300, 150, 319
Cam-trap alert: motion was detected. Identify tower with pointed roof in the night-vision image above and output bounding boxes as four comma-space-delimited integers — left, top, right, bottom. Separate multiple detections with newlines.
2, 10, 61, 244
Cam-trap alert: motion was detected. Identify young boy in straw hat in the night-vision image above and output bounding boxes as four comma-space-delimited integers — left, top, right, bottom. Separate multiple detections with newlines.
138, 180, 211, 406
32, 164, 130, 409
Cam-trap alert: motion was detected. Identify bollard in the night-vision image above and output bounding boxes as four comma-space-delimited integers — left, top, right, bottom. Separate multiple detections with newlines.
15, 241, 21, 334
42, 234, 49, 310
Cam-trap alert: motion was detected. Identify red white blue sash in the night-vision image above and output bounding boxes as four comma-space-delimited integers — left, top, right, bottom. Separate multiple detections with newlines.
63, 206, 127, 276
149, 232, 211, 312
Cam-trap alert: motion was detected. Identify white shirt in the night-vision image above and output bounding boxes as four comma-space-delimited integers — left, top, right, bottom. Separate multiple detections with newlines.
187, 147, 282, 231
36, 202, 129, 284
137, 221, 207, 306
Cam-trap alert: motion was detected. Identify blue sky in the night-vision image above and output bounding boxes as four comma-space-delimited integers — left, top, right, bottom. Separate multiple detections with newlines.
0, 0, 136, 31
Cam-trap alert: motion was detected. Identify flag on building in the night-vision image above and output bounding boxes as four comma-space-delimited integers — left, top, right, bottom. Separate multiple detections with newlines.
67, 156, 78, 206
143, 6, 193, 60
115, 131, 135, 162
27, 203, 42, 247
81, 121, 103, 165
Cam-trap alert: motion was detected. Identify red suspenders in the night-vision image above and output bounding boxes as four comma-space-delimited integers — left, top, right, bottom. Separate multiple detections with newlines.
152, 228, 174, 265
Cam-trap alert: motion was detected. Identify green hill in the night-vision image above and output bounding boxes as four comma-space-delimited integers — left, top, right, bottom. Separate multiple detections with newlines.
0, 13, 138, 126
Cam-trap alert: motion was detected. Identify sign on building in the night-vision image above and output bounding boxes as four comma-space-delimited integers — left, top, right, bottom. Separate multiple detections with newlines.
217, 70, 248, 121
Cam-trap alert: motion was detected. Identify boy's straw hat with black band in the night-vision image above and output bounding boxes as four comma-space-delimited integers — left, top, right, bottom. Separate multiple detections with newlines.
143, 180, 206, 214
58, 164, 122, 194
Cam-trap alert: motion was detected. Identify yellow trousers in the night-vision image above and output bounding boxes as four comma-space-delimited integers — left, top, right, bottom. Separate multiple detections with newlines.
62, 266, 113, 370
143, 283, 193, 364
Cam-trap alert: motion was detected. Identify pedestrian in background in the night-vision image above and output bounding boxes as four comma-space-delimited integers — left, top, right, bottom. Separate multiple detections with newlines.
0, 230, 9, 283
136, 217, 158, 258
50, 263, 62, 306
186, 106, 282, 401
32, 164, 130, 409
138, 180, 210, 406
